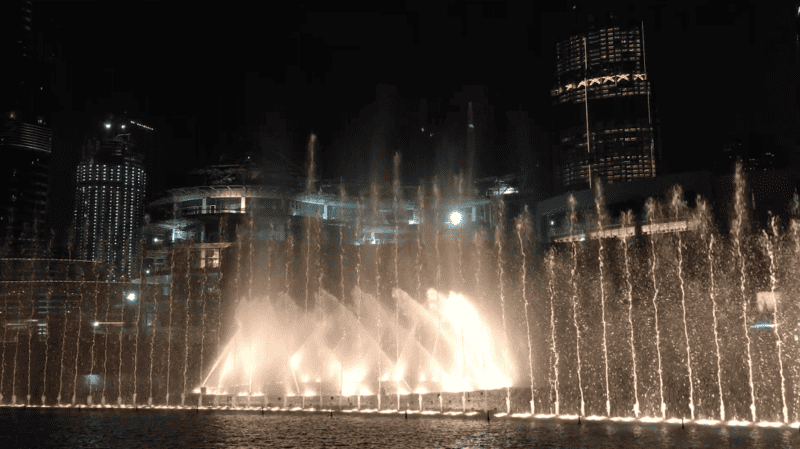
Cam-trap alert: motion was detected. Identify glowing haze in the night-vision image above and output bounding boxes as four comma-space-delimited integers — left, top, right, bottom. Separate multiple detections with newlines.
200, 287, 512, 398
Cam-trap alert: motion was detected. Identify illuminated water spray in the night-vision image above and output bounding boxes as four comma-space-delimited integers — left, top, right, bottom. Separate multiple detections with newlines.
88, 261, 100, 404
0, 256, 9, 404
671, 186, 695, 420
372, 180, 382, 410
393, 153, 401, 410
516, 207, 534, 414
732, 162, 756, 422
133, 238, 145, 406
118, 244, 130, 405
165, 244, 178, 405
355, 196, 363, 409
431, 180, 441, 372
764, 213, 788, 423
793, 196, 800, 421
71, 259, 88, 405
621, 210, 639, 417
26, 258, 37, 404
40, 242, 54, 404
182, 246, 193, 406
546, 249, 559, 415
102, 264, 112, 405
646, 198, 666, 419
594, 180, 611, 417
495, 197, 510, 414
568, 195, 585, 417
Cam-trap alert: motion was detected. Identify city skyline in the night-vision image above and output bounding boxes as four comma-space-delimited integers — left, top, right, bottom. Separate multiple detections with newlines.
2, 1, 799, 239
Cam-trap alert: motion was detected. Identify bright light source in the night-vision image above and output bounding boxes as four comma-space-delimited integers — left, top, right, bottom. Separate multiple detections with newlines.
153, 237, 159, 243
126, 292, 136, 302
121, 124, 125, 129
145, 269, 150, 274
93, 321, 99, 327
550, 220, 554, 225
449, 211, 463, 226
104, 123, 111, 129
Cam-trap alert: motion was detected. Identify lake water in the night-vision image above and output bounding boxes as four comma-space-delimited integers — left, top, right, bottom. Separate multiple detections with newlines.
0, 407, 798, 448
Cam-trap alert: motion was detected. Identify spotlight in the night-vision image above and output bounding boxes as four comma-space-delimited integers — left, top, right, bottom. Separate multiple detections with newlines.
449, 211, 463, 226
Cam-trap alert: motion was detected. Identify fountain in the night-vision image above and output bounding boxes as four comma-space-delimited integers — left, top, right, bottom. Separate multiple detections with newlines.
2, 154, 800, 431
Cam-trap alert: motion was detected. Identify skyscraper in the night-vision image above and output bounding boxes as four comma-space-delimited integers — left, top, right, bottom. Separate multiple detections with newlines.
0, 111, 51, 256
551, 21, 656, 192
73, 117, 147, 279
0, 0, 55, 256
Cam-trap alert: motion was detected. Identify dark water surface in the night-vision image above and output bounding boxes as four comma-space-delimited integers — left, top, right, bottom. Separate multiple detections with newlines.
0, 408, 798, 448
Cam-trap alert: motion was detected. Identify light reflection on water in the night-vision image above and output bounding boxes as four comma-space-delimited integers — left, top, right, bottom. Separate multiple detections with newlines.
0, 408, 798, 448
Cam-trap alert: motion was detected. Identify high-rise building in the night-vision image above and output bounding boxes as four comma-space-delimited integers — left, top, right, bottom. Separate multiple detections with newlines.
0, 0, 56, 256
551, 22, 656, 192
73, 117, 147, 279
0, 110, 51, 256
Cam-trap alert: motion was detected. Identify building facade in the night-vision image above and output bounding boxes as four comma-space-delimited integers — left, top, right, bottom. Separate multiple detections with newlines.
73, 119, 147, 279
551, 22, 657, 192
0, 111, 51, 256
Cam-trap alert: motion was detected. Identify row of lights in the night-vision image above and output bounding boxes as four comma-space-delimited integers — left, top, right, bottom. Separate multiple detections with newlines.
105, 121, 154, 131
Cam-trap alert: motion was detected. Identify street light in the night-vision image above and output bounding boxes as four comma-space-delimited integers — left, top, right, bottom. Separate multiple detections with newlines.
449, 211, 463, 226
126, 292, 136, 302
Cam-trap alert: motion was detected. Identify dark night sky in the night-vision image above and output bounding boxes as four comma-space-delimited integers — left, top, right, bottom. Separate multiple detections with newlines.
33, 0, 800, 230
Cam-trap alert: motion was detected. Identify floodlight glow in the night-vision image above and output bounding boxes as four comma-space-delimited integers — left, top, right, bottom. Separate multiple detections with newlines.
104, 123, 111, 129
93, 321, 99, 327
126, 292, 136, 302
449, 211, 463, 226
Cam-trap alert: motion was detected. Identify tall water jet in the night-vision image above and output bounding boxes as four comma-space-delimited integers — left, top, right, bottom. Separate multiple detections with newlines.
456, 173, 465, 288
182, 246, 193, 406
232, 221, 243, 407
102, 263, 112, 405
355, 196, 363, 409
431, 179, 441, 376
71, 260, 89, 405
166, 245, 178, 406
646, 197, 666, 419
568, 195, 585, 417
546, 248, 559, 415
148, 234, 162, 406
763, 213, 788, 423
593, 179, 611, 417
315, 199, 324, 409
670, 186, 695, 420
415, 185, 425, 399
494, 197, 510, 414
339, 182, 347, 408
415, 185, 424, 307
695, 198, 725, 421
41, 294, 53, 405
732, 161, 756, 422
393, 153, 401, 410
792, 193, 800, 421
371, 181, 382, 410
0, 254, 10, 404
26, 254, 39, 404
621, 210, 639, 417
515, 207, 535, 414
285, 218, 293, 297
118, 246, 129, 406
133, 237, 145, 407
267, 223, 274, 296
